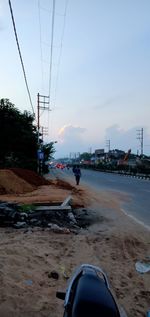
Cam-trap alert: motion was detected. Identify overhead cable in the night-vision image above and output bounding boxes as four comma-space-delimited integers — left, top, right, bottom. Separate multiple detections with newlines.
48, 0, 56, 111
8, 0, 35, 115
53, 0, 69, 109
38, 0, 44, 91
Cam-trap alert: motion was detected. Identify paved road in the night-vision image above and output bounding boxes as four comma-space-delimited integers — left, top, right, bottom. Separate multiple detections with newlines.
51, 168, 150, 228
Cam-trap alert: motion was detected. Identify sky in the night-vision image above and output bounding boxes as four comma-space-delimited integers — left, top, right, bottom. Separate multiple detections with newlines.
0, 0, 150, 158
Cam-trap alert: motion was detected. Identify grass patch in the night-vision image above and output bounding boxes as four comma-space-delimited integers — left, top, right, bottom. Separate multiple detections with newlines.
18, 204, 36, 213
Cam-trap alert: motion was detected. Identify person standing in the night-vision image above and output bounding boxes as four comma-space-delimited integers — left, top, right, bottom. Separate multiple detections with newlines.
74, 165, 81, 185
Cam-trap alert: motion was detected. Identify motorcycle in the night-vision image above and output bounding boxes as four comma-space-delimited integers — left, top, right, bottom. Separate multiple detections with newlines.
56, 264, 127, 317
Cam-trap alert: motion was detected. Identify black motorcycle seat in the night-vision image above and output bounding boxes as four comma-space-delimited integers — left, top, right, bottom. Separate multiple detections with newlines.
71, 272, 120, 317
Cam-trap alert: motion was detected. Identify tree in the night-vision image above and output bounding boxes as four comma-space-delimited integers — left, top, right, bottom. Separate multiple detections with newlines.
42, 142, 56, 161
41, 142, 56, 173
0, 98, 38, 170
80, 152, 92, 161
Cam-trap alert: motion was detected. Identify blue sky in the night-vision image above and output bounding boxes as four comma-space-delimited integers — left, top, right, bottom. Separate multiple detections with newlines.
0, 0, 150, 157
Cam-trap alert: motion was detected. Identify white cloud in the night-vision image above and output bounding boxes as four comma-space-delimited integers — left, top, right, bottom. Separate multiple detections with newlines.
56, 124, 86, 157
58, 124, 86, 142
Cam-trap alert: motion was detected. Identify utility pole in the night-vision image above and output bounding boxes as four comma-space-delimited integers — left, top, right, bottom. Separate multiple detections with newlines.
106, 139, 110, 152
88, 147, 92, 154
137, 128, 144, 155
41, 126, 48, 141
37, 93, 49, 128
37, 93, 49, 173
77, 152, 80, 162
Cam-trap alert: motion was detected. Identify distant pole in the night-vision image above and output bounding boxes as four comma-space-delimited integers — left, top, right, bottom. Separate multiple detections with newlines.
37, 93, 49, 174
137, 128, 144, 155
37, 93, 40, 173
41, 126, 48, 141
106, 139, 110, 152
141, 128, 143, 155
37, 93, 40, 131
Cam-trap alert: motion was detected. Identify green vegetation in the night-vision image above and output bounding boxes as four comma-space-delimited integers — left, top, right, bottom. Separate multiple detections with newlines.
0, 98, 38, 170
42, 142, 56, 173
18, 204, 36, 213
0, 98, 56, 172
80, 152, 92, 161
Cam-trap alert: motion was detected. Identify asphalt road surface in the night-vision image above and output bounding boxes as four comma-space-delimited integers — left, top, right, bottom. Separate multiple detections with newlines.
52, 168, 150, 229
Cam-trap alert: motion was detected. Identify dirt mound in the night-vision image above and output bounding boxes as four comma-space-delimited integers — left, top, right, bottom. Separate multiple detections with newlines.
53, 178, 75, 190
0, 168, 53, 195
0, 170, 35, 194
10, 168, 51, 186
0, 185, 7, 195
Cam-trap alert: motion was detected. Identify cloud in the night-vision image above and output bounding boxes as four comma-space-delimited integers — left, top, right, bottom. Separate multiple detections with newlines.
58, 124, 86, 141
56, 124, 86, 157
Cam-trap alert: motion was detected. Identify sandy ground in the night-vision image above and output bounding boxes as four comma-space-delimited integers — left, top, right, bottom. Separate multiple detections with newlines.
0, 173, 149, 317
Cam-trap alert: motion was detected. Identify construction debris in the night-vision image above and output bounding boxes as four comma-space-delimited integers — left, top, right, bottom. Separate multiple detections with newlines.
35, 205, 71, 212
61, 195, 72, 207
135, 261, 150, 274
0, 201, 93, 231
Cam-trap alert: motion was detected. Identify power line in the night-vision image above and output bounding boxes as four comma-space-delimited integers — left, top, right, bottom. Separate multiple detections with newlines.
37, 0, 68, 137
38, 0, 44, 91
48, 0, 56, 111
53, 0, 69, 109
8, 0, 35, 115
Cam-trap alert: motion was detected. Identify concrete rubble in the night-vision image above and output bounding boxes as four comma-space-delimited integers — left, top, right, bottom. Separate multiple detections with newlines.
0, 198, 92, 231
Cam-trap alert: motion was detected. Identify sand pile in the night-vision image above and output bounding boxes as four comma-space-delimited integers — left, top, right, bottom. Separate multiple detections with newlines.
10, 168, 50, 186
0, 169, 51, 195
0, 170, 35, 194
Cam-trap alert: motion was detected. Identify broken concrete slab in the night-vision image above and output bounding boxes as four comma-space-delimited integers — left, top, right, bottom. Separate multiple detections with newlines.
68, 212, 77, 224
61, 195, 72, 207
0, 201, 95, 231
14, 222, 27, 229
35, 205, 71, 212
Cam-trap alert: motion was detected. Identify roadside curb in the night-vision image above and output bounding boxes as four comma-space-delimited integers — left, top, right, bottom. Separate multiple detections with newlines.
118, 173, 150, 180
84, 168, 150, 181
